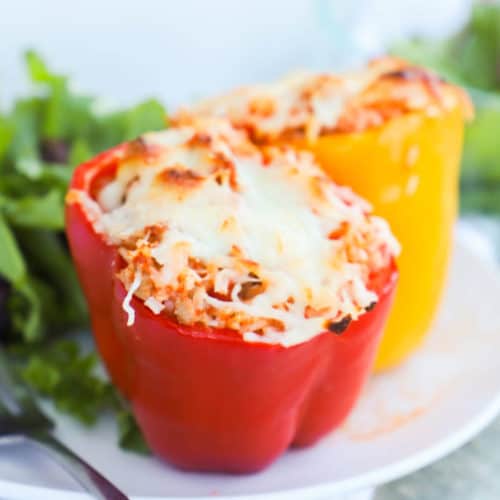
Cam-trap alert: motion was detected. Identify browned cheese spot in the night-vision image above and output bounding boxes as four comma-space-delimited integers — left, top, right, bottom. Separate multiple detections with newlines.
156, 166, 205, 188
238, 280, 267, 301
326, 315, 352, 335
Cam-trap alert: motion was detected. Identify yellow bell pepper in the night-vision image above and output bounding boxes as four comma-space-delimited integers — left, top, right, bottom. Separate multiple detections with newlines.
177, 58, 472, 370
294, 106, 466, 370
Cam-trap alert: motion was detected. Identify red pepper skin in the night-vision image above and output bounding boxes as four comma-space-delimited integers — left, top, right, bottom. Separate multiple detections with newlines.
65, 147, 131, 395
66, 146, 398, 474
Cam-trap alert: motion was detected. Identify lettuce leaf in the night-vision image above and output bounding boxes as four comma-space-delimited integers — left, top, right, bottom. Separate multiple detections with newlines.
17, 339, 149, 453
0, 51, 167, 342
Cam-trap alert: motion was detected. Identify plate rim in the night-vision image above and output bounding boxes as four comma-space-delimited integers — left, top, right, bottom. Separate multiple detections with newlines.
2, 389, 500, 500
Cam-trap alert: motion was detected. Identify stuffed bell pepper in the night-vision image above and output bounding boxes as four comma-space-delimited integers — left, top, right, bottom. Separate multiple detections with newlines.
66, 118, 399, 473
179, 57, 472, 370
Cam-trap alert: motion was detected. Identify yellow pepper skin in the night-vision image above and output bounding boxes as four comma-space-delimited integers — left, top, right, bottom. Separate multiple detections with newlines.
295, 107, 465, 370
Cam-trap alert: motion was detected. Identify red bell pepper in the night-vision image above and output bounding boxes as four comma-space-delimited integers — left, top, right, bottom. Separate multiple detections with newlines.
66, 144, 398, 474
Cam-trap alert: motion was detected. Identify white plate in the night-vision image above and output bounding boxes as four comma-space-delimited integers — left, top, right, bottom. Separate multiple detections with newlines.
1, 226, 500, 500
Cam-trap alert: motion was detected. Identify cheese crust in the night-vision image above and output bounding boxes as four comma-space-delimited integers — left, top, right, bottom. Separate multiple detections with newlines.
176, 57, 472, 142
69, 119, 399, 346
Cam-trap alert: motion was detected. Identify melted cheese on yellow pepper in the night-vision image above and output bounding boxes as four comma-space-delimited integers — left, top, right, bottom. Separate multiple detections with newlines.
177, 57, 472, 141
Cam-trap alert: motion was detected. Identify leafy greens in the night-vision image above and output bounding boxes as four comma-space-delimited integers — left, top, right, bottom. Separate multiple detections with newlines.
0, 51, 167, 453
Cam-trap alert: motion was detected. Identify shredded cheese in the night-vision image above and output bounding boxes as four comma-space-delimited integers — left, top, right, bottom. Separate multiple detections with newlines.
122, 271, 142, 326
70, 118, 399, 346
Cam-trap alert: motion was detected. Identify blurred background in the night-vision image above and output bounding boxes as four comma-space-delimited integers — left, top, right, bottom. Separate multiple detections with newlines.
0, 0, 472, 107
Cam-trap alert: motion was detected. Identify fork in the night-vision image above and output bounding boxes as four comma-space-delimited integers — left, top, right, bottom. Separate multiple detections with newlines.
0, 348, 129, 500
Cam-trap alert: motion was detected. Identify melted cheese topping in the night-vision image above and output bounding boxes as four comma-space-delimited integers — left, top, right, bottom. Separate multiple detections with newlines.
70, 119, 399, 346
177, 57, 472, 141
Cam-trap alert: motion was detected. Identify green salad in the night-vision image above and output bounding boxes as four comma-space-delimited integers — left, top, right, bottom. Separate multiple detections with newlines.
0, 52, 167, 452
392, 2, 500, 213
